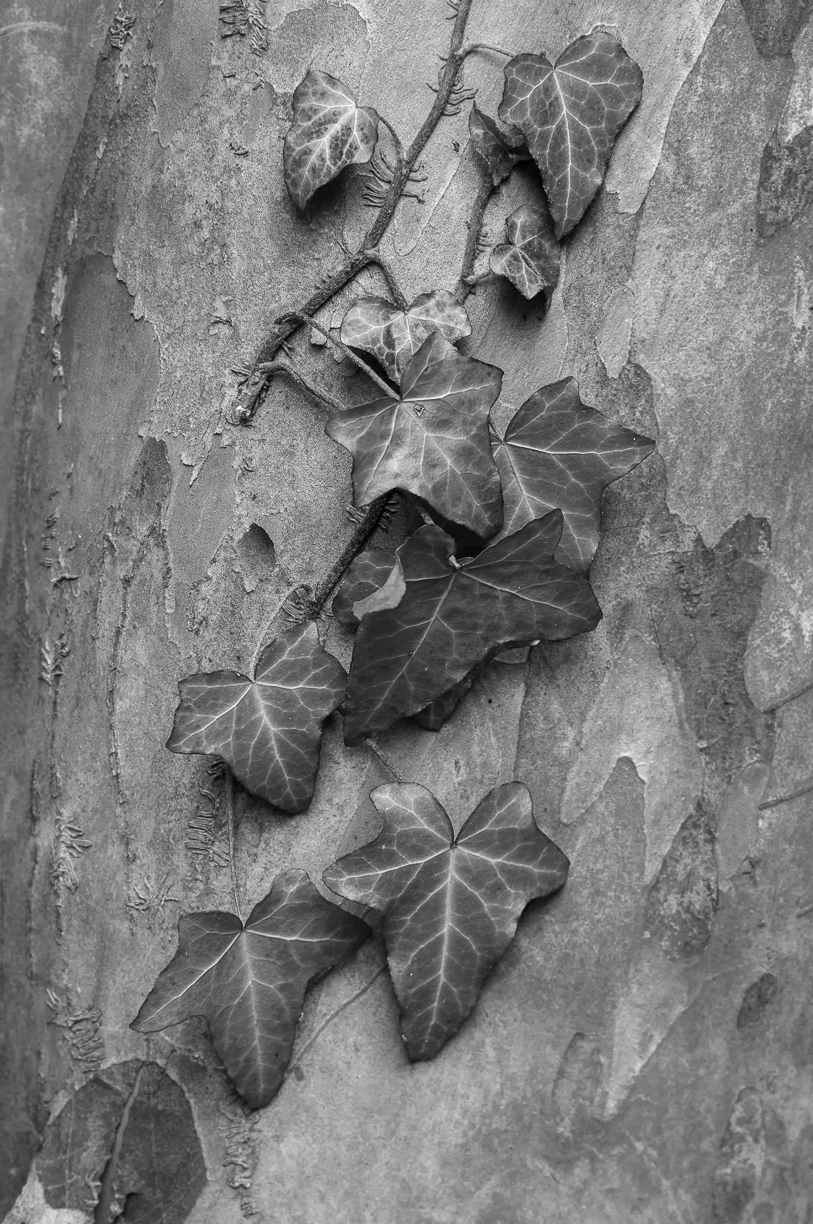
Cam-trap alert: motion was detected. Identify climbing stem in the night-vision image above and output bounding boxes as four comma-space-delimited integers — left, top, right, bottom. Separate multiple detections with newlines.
364, 738, 405, 784
307, 493, 397, 619
458, 174, 497, 300
234, 0, 475, 424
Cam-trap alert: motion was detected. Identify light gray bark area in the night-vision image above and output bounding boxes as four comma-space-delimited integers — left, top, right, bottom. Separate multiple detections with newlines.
2, 0, 813, 1220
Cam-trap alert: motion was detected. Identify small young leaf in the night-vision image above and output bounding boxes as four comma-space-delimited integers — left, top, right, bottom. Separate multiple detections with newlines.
326, 331, 504, 540
468, 104, 528, 185
332, 548, 398, 629
340, 291, 471, 381
323, 783, 568, 1059
343, 512, 601, 745
166, 622, 346, 814
284, 70, 379, 210
131, 872, 370, 1110
491, 378, 655, 571
499, 34, 643, 238
489, 201, 560, 299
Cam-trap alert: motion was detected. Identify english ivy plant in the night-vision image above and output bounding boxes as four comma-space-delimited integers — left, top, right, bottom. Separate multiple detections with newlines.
133, 3, 652, 1111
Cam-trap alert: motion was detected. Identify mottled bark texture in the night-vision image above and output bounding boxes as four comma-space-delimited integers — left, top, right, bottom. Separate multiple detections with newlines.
2, 1, 813, 1221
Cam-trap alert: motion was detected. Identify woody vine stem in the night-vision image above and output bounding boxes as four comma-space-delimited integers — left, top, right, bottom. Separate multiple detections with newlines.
234, 0, 491, 623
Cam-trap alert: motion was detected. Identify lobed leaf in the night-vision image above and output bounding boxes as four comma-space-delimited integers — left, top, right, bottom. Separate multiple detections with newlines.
468, 104, 529, 185
490, 201, 560, 299
343, 511, 601, 745
284, 69, 379, 210
340, 291, 471, 381
166, 623, 347, 814
131, 872, 370, 1109
491, 377, 655, 571
326, 331, 503, 540
499, 33, 643, 238
323, 783, 569, 1059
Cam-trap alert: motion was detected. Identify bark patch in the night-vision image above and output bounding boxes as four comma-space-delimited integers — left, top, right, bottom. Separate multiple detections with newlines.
651, 516, 772, 799
551, 1032, 603, 1148
644, 801, 718, 961
712, 1087, 765, 1221
737, 972, 779, 1028
757, 125, 813, 236
739, 0, 813, 57
38, 1059, 205, 1221
236, 523, 276, 591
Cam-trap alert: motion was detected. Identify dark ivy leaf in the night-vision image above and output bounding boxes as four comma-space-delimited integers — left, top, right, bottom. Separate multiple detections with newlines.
166, 622, 346, 814
131, 872, 370, 1110
333, 548, 475, 731
468, 104, 529, 185
343, 511, 601, 745
326, 331, 504, 540
412, 654, 493, 731
323, 783, 569, 1059
489, 201, 560, 299
340, 291, 471, 381
332, 547, 398, 629
491, 377, 655, 571
284, 69, 379, 210
499, 33, 643, 238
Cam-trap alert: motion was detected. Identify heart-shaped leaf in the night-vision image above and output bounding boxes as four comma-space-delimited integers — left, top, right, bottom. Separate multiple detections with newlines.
499, 34, 643, 238
284, 69, 379, 210
468, 104, 528, 185
491, 377, 655, 571
340, 291, 472, 381
326, 331, 504, 540
131, 872, 370, 1109
343, 511, 601, 745
490, 201, 560, 299
323, 783, 569, 1059
166, 622, 346, 814
332, 547, 398, 629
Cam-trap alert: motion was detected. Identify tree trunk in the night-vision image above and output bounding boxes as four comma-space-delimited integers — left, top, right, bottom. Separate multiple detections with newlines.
3, 0, 812, 1220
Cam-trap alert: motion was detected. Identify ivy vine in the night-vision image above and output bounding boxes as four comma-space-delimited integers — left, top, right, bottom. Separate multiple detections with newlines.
132, 2, 654, 1113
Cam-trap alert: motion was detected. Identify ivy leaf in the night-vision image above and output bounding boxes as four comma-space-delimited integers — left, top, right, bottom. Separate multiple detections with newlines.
283, 70, 379, 210
489, 201, 560, 299
332, 550, 476, 731
332, 548, 398, 629
343, 512, 600, 745
468, 104, 528, 185
499, 34, 643, 238
323, 783, 568, 1059
491, 378, 655, 571
166, 623, 346, 814
131, 872, 370, 1110
413, 657, 490, 731
340, 291, 472, 381
326, 331, 504, 540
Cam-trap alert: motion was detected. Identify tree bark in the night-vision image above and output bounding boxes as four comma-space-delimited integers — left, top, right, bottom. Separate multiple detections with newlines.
3, 0, 813, 1221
